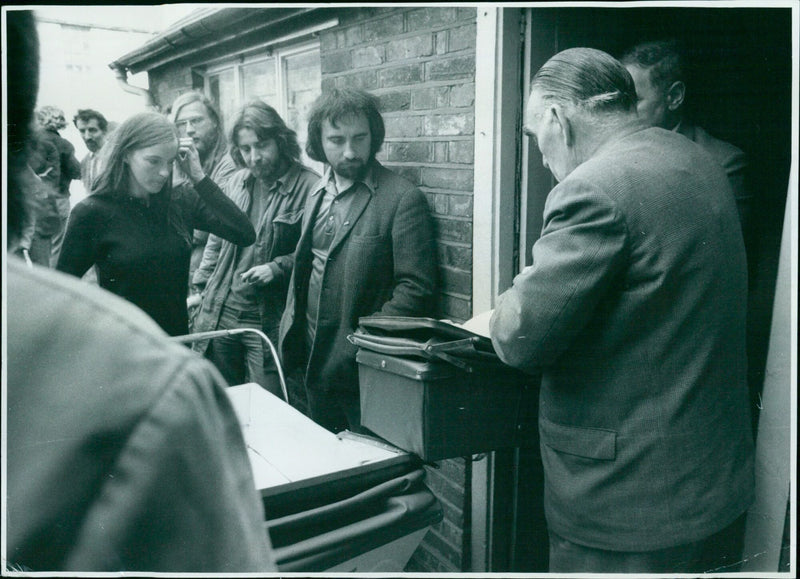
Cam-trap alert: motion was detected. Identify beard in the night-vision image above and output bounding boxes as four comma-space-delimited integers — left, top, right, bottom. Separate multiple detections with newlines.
251, 156, 284, 183
332, 156, 371, 181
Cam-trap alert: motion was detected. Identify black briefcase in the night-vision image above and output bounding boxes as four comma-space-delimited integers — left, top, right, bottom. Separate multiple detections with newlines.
350, 316, 538, 461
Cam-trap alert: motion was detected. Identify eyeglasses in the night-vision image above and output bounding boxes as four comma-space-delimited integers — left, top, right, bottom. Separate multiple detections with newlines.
175, 116, 210, 129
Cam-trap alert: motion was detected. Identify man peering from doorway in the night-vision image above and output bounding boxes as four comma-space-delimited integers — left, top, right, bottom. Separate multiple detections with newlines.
490, 47, 754, 574
170, 91, 238, 299
73, 108, 108, 192
620, 39, 751, 236
279, 88, 438, 433
192, 101, 319, 397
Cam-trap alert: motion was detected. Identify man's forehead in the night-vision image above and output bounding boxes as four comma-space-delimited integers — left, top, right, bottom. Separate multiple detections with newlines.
78, 118, 101, 128
323, 113, 369, 133
175, 101, 209, 120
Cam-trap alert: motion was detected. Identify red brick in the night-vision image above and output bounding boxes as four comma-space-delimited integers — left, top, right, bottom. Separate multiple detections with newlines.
352, 45, 384, 68
321, 51, 352, 74
427, 55, 475, 81
449, 23, 476, 52
450, 82, 475, 107
335, 70, 378, 91
379, 90, 411, 112
423, 113, 474, 137
441, 294, 471, 322
436, 217, 472, 243
449, 140, 474, 164
412, 86, 448, 110
383, 114, 422, 138
379, 63, 423, 87
363, 13, 405, 42
421, 166, 473, 190
441, 265, 472, 295
449, 194, 473, 218
407, 7, 459, 30
386, 140, 430, 162
434, 142, 448, 163
386, 34, 433, 62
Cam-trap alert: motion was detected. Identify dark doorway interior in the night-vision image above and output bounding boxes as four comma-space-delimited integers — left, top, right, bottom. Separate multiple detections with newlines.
502, 6, 792, 572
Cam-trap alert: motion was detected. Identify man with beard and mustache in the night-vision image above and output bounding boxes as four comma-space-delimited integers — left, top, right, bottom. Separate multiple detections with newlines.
191, 101, 319, 397
73, 109, 108, 192
279, 88, 438, 433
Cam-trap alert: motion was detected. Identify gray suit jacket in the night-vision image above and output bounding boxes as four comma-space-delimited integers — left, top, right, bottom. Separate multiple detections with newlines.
491, 127, 754, 551
279, 160, 438, 395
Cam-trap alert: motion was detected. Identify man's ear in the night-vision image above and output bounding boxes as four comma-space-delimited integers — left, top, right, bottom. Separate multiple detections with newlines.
666, 81, 685, 111
551, 104, 574, 147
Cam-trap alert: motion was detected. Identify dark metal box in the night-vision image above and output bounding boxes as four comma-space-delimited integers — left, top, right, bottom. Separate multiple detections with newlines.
357, 349, 537, 461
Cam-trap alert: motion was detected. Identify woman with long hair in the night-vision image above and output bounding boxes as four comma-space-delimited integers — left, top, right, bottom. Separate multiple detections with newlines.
57, 111, 255, 336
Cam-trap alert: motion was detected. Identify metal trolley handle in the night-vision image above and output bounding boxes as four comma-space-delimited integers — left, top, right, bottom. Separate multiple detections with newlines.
171, 328, 289, 404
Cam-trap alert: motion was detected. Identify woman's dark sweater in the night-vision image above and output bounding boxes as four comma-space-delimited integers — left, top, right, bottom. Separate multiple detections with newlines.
57, 177, 255, 336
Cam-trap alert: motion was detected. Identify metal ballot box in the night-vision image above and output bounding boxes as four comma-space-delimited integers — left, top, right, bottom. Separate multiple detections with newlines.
226, 383, 442, 572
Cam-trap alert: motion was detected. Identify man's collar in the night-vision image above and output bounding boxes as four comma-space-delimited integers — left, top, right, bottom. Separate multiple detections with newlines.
312, 160, 378, 197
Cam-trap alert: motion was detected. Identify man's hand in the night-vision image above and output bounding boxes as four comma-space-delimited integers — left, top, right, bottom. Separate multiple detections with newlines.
240, 264, 275, 287
176, 137, 206, 184
187, 293, 202, 311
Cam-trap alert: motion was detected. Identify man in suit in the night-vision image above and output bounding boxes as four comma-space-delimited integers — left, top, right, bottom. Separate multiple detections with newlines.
73, 108, 108, 192
620, 39, 751, 235
490, 48, 754, 573
279, 88, 438, 433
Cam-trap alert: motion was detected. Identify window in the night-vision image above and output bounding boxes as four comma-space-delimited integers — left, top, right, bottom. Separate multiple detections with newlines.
205, 41, 322, 171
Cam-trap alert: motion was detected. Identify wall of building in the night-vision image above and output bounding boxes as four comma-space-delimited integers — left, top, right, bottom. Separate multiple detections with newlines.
146, 6, 479, 573
320, 7, 477, 572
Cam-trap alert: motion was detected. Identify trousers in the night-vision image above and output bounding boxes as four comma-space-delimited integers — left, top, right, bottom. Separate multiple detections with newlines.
548, 512, 747, 573
205, 304, 281, 397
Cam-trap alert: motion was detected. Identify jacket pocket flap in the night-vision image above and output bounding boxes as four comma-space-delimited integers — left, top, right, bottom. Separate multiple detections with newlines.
540, 418, 616, 460
273, 210, 303, 225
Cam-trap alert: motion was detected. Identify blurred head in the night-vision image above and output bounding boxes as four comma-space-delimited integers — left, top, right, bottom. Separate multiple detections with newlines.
7, 10, 40, 247
620, 40, 686, 129
229, 100, 300, 182
525, 47, 638, 182
93, 112, 178, 199
170, 92, 225, 170
36, 105, 67, 132
306, 88, 384, 180
73, 109, 108, 153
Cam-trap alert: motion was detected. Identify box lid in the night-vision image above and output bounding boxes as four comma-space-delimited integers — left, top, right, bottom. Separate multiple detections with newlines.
356, 348, 459, 381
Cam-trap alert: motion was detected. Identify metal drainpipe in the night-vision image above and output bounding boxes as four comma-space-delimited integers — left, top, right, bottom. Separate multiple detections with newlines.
110, 65, 159, 112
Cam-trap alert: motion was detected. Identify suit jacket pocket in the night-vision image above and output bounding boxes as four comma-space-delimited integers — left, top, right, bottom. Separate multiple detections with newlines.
270, 210, 303, 258
540, 417, 616, 460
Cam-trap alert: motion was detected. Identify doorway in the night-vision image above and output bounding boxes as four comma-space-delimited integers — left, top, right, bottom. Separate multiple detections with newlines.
495, 5, 792, 572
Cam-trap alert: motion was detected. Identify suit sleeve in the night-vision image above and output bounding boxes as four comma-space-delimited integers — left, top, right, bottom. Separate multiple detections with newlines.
56, 201, 98, 279
192, 233, 223, 290
376, 188, 438, 317
490, 179, 628, 372
64, 357, 276, 572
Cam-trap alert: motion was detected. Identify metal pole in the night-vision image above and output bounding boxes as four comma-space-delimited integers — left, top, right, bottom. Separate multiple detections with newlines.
171, 328, 290, 404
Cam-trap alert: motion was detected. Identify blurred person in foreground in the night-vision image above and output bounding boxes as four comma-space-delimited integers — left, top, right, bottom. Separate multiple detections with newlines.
55, 111, 256, 336
5, 10, 275, 572
35, 104, 82, 266
489, 48, 754, 573
191, 101, 319, 396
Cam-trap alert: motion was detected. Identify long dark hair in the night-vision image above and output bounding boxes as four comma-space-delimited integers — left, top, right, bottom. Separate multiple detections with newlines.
305, 88, 385, 164
92, 112, 177, 198
229, 100, 301, 168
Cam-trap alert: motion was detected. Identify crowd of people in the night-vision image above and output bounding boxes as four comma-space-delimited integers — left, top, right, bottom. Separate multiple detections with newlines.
6, 9, 755, 575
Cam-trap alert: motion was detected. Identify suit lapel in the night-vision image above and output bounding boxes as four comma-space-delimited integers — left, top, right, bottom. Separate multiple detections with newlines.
329, 187, 371, 255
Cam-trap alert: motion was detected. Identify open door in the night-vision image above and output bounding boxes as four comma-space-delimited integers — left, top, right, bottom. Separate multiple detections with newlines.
493, 5, 792, 572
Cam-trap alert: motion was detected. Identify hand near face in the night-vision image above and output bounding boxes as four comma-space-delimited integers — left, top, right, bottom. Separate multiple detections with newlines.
176, 137, 206, 184
240, 264, 276, 287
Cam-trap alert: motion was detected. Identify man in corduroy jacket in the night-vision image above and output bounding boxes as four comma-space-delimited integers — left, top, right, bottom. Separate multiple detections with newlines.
279, 88, 438, 433
490, 48, 754, 573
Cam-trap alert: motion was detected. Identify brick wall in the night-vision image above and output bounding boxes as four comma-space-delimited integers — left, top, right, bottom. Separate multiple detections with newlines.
319, 7, 477, 573
146, 6, 479, 572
